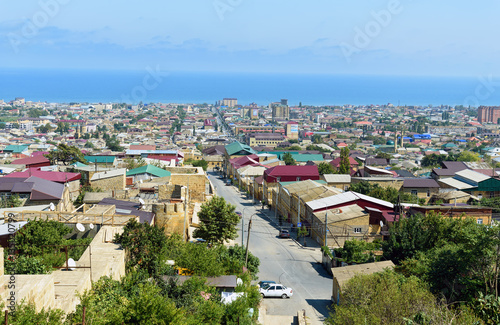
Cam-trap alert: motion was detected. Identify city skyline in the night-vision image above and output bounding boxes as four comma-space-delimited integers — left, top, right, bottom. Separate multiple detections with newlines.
1, 1, 500, 77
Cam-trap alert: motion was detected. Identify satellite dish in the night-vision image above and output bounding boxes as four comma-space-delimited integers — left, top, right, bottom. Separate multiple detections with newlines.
139, 198, 145, 206
379, 220, 384, 228
49, 203, 55, 211
76, 223, 85, 232
236, 278, 243, 286
66, 258, 76, 271
89, 223, 94, 230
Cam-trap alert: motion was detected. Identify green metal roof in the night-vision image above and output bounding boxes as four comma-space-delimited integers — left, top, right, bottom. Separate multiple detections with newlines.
126, 164, 171, 178
4, 145, 29, 153
225, 141, 256, 156
278, 153, 324, 162
71, 161, 88, 167
84, 155, 116, 163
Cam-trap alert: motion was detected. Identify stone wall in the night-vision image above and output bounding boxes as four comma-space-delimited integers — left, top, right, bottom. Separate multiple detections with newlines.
169, 173, 207, 203
153, 203, 186, 237
91, 174, 126, 191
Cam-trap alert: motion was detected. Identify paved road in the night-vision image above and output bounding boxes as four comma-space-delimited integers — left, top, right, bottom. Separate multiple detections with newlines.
209, 172, 333, 324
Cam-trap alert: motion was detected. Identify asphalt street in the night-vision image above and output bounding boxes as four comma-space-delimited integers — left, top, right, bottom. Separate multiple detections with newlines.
209, 171, 333, 324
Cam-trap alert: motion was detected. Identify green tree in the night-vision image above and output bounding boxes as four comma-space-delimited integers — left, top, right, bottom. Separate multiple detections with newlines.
125, 157, 147, 170
317, 162, 335, 175
312, 134, 323, 144
338, 147, 351, 174
45, 143, 86, 165
105, 136, 124, 152
326, 269, 482, 325
282, 152, 296, 166
37, 123, 53, 133
457, 150, 481, 162
193, 196, 240, 245
114, 219, 169, 276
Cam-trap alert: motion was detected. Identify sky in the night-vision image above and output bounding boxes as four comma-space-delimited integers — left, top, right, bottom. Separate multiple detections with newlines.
1, 0, 499, 77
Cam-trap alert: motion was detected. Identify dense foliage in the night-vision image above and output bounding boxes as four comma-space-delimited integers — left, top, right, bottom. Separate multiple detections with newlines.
326, 270, 482, 325
317, 162, 335, 175
45, 143, 86, 165
338, 147, 351, 174
333, 239, 381, 264
282, 152, 296, 165
6, 220, 93, 275
349, 181, 421, 205
193, 196, 241, 245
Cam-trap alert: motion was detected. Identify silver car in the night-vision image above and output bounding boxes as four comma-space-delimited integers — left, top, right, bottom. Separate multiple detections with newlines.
260, 283, 293, 299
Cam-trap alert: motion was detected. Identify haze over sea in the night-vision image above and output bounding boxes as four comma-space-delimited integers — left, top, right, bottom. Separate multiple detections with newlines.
1, 68, 499, 107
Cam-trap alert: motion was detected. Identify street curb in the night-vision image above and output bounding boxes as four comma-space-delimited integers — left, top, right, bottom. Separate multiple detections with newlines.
290, 237, 318, 251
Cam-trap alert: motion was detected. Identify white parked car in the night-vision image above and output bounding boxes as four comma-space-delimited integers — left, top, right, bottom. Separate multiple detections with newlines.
259, 283, 293, 299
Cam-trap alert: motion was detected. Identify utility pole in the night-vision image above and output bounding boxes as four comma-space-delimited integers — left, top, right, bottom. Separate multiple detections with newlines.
245, 217, 253, 267
324, 210, 328, 247
241, 213, 244, 246
183, 176, 189, 241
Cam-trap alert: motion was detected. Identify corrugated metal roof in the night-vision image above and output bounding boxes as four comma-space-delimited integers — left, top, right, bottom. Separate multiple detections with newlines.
438, 178, 474, 190
126, 165, 171, 178
332, 261, 395, 288
313, 204, 367, 224
306, 191, 393, 210
323, 174, 351, 183
91, 169, 126, 181
403, 179, 440, 188
455, 169, 490, 184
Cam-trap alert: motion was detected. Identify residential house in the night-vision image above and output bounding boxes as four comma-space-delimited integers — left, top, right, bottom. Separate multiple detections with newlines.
126, 165, 172, 183
90, 169, 127, 191
11, 156, 51, 169
322, 174, 351, 192
408, 205, 492, 225
0, 176, 72, 211
223, 141, 257, 177
263, 165, 320, 204
84, 155, 118, 167
305, 192, 394, 246
400, 179, 440, 204
331, 261, 395, 305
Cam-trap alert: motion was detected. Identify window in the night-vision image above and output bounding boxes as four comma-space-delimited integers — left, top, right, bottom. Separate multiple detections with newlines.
477, 219, 483, 224
411, 190, 418, 196
427, 189, 430, 197
354, 227, 362, 233
277, 177, 281, 182
490, 192, 494, 198
296, 177, 301, 181
478, 194, 483, 199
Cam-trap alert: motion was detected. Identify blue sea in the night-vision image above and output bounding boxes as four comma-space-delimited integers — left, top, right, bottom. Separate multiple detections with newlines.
1, 68, 500, 107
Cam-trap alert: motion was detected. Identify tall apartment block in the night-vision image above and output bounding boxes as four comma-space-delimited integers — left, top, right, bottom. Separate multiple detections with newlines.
478, 106, 500, 124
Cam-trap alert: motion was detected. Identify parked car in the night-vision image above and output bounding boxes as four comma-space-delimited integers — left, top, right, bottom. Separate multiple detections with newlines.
225, 179, 231, 186
258, 280, 276, 288
279, 229, 290, 238
235, 211, 242, 217
260, 283, 293, 299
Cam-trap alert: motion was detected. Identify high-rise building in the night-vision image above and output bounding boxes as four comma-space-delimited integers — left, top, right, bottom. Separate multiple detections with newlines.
220, 98, 238, 107
478, 106, 500, 124
270, 101, 289, 120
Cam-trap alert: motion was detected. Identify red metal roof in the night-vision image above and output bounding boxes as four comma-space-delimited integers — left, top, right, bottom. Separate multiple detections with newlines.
264, 165, 319, 178
11, 156, 50, 166
5, 169, 81, 183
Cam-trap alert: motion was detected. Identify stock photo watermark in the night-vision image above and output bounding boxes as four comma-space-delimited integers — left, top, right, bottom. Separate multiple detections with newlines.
340, 0, 404, 63
463, 75, 500, 107
213, 0, 243, 21
7, 213, 17, 317
7, 0, 71, 54
120, 65, 168, 104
